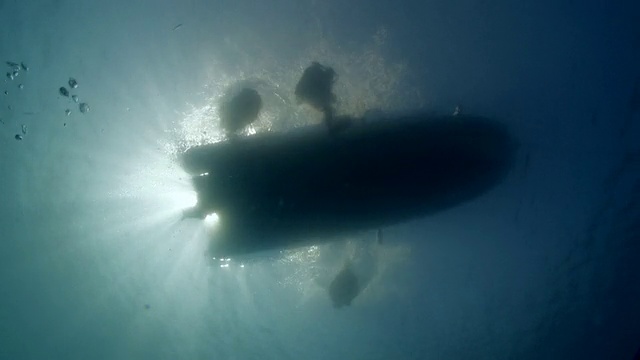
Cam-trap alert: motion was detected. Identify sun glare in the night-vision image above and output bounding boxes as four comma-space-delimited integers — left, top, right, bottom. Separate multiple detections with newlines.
168, 188, 198, 210
204, 212, 219, 226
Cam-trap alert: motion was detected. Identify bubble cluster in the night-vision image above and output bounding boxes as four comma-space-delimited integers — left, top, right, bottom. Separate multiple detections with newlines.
57, 77, 90, 116
3, 60, 31, 140
2, 60, 95, 142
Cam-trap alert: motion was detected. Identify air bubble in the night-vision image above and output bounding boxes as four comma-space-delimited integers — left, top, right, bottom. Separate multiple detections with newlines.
79, 103, 90, 113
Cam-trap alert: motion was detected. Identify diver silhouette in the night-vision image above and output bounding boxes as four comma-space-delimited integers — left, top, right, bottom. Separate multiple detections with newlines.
328, 261, 360, 308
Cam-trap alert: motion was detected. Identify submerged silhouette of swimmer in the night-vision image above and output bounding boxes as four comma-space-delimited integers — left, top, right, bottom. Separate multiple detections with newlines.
328, 262, 360, 308
295, 62, 351, 133
220, 87, 262, 134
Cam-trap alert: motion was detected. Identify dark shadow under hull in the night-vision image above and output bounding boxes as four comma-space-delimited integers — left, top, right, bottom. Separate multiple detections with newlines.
181, 114, 517, 256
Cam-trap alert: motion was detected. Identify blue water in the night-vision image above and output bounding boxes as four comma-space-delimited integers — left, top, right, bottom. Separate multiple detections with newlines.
1, 0, 638, 359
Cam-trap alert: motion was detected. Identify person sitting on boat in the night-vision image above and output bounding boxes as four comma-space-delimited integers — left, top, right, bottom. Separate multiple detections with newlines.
219, 87, 262, 135
295, 62, 352, 134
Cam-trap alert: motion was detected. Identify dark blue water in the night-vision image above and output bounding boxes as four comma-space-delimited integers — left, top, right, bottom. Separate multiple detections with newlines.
0, 0, 638, 359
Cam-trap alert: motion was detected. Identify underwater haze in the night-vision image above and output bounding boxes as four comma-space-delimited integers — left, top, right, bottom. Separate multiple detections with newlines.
1, 0, 639, 359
